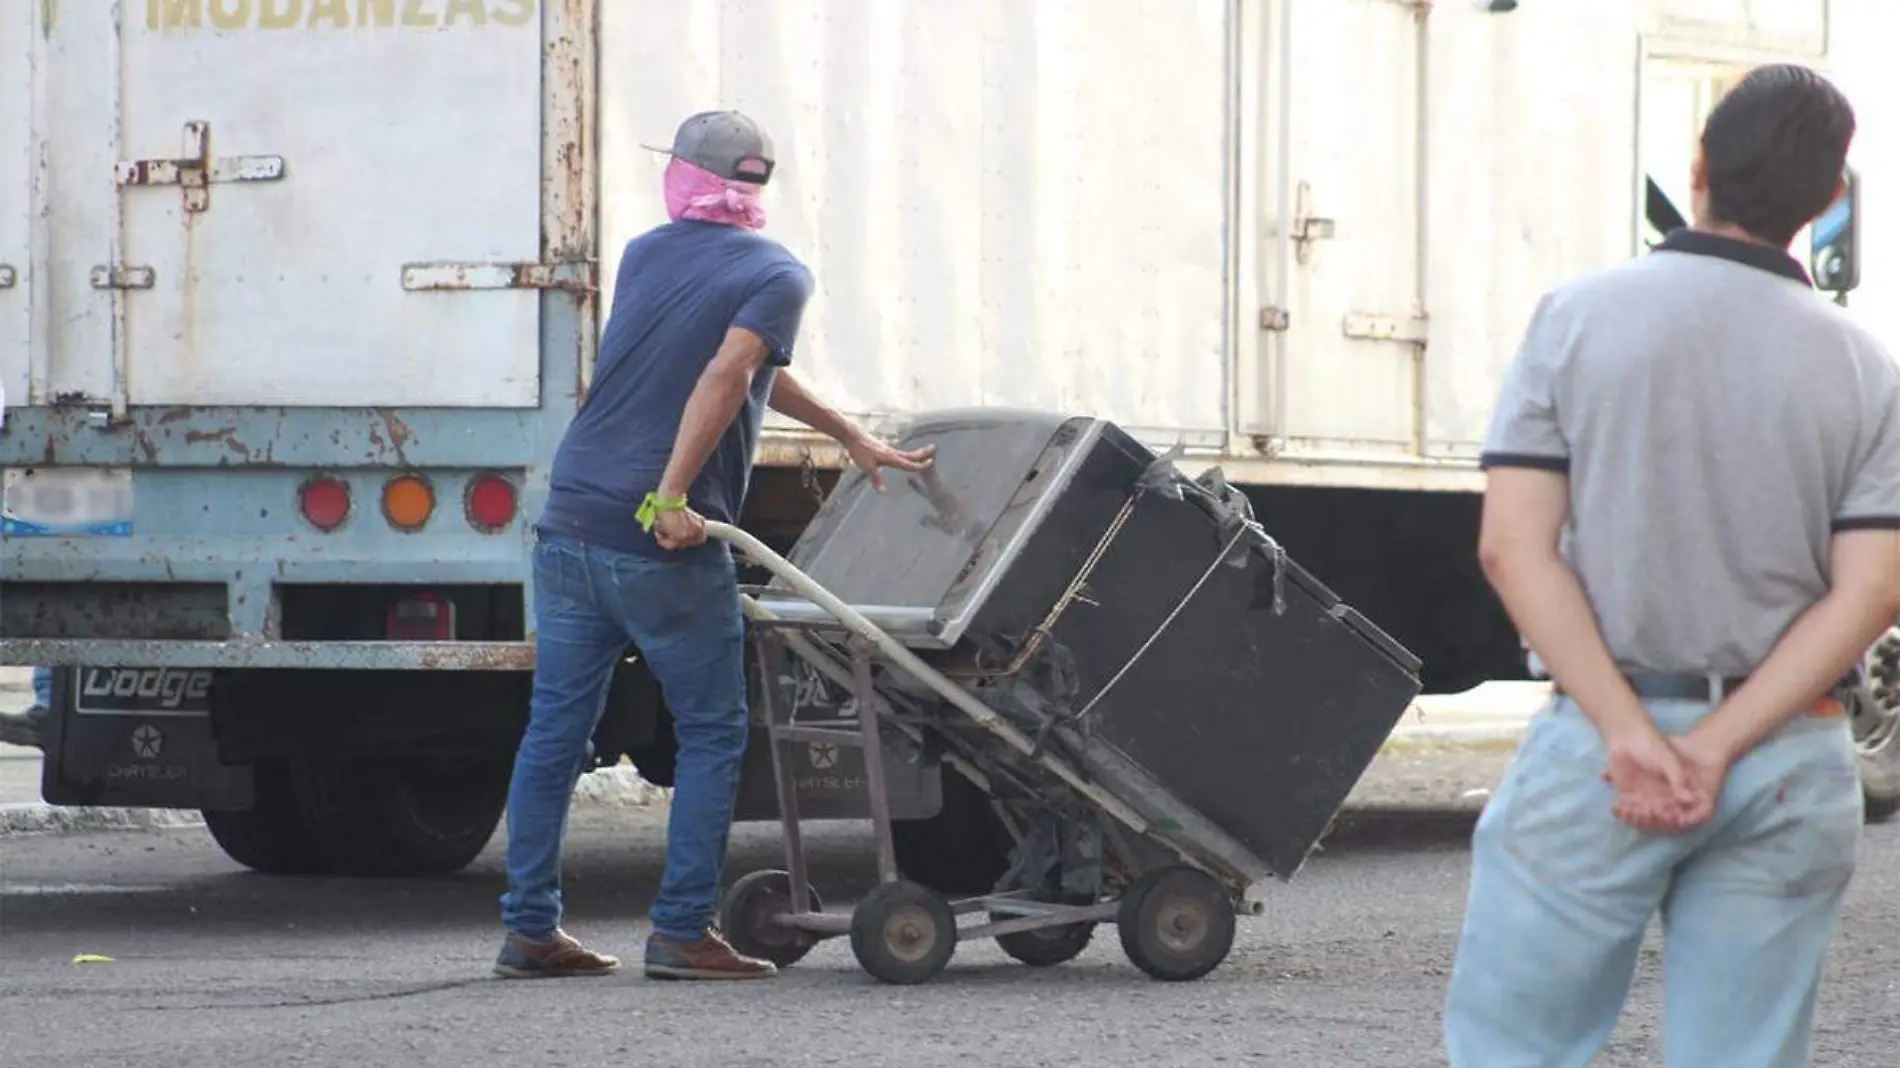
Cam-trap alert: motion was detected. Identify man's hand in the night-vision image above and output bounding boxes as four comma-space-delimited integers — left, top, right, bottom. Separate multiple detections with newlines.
1661, 731, 1730, 829
846, 433, 936, 492
1602, 724, 1708, 834
768, 371, 937, 490
652, 506, 708, 551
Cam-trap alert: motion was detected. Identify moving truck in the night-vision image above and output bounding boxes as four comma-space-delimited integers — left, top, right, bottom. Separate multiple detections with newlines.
3, 0, 1896, 885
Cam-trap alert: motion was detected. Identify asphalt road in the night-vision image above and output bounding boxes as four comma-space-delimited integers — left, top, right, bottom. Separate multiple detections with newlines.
4, 805, 1900, 1067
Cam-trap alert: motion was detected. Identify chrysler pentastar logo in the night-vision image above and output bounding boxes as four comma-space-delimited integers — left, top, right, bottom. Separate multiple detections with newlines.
130, 725, 164, 759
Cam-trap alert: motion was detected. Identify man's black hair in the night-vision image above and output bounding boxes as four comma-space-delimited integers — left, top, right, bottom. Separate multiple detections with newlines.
1699, 63, 1855, 247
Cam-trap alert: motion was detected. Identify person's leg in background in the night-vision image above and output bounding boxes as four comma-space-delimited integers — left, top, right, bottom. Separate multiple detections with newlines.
603, 547, 772, 980
1658, 715, 1862, 1068
1444, 702, 1692, 1068
494, 535, 629, 978
0, 666, 53, 748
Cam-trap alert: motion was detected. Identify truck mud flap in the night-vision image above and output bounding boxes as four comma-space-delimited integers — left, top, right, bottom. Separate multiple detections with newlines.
731, 718, 943, 823
40, 667, 254, 811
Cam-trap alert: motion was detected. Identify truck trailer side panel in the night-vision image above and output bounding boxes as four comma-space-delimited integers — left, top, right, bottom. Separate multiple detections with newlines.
598, 0, 1236, 449
1420, 0, 1643, 459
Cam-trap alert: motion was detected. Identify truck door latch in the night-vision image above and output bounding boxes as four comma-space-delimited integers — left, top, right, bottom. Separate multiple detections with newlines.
399, 261, 600, 296
116, 121, 286, 214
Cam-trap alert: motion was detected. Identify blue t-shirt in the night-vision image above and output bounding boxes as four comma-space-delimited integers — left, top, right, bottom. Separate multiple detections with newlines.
538, 221, 813, 558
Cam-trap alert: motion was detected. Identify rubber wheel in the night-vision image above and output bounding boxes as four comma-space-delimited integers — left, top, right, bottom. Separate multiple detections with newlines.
993, 915, 1096, 967
288, 755, 510, 877
719, 870, 823, 968
1116, 866, 1237, 982
1855, 627, 1900, 822
849, 880, 958, 985
201, 761, 329, 875
891, 766, 1013, 896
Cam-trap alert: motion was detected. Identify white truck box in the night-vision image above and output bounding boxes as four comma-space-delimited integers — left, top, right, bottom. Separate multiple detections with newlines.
1, 0, 1873, 484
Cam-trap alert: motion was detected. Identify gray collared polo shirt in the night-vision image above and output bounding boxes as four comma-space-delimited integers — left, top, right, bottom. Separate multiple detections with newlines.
1482, 229, 1900, 675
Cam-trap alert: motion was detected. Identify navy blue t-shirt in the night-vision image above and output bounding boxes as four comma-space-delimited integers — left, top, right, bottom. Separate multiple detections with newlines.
538, 221, 813, 558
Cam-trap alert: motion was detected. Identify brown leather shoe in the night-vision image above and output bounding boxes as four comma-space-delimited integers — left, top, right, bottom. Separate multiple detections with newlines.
643, 928, 778, 980
492, 928, 621, 979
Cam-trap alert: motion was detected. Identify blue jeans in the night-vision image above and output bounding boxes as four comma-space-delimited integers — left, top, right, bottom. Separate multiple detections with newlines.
32, 666, 53, 708
500, 533, 750, 943
1444, 697, 1862, 1068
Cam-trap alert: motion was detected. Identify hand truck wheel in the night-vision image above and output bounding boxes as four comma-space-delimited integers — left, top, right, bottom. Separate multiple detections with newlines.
1115, 865, 1237, 982
718, 869, 823, 969
849, 880, 957, 985
993, 909, 1096, 967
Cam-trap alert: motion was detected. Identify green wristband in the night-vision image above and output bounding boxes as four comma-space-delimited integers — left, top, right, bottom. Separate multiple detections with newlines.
636, 492, 688, 532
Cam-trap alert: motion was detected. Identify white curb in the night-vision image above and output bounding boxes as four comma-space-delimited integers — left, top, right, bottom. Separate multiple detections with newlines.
0, 764, 669, 839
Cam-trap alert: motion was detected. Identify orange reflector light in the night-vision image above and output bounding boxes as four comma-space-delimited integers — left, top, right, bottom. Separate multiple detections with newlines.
381, 474, 435, 531
298, 475, 351, 532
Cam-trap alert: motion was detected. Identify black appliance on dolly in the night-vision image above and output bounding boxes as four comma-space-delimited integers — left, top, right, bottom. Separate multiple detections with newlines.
706, 410, 1422, 985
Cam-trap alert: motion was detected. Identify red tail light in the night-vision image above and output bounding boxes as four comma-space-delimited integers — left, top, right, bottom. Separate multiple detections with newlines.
466, 473, 518, 532
298, 475, 351, 532
385, 590, 456, 640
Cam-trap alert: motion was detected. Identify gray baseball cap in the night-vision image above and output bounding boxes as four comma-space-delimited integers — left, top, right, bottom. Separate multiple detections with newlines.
644, 110, 776, 185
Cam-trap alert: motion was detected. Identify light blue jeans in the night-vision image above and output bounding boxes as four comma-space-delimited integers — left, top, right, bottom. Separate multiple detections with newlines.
500, 532, 750, 943
32, 665, 53, 707
1444, 697, 1862, 1068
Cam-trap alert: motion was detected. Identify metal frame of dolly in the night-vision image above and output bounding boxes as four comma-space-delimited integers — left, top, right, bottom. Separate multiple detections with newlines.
704, 521, 1244, 986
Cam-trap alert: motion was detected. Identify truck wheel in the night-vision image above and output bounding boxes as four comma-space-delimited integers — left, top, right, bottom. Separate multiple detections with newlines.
201, 762, 329, 875
891, 766, 1013, 896
290, 755, 511, 876
1856, 628, 1900, 823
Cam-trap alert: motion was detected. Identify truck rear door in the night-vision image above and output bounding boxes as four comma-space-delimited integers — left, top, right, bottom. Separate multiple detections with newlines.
1249, 0, 1426, 458
46, 0, 547, 416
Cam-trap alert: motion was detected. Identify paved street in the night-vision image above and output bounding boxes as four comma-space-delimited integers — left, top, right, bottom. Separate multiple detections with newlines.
6, 799, 1900, 1067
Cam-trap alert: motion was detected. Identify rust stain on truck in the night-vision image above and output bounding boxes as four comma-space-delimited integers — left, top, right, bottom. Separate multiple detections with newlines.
365, 410, 414, 465
183, 426, 253, 460
416, 642, 536, 671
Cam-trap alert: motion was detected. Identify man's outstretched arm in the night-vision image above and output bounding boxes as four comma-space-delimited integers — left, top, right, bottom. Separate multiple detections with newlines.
767, 370, 866, 447
768, 370, 935, 491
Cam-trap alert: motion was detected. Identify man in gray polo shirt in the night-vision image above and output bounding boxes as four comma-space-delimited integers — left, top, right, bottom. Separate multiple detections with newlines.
1443, 65, 1900, 1067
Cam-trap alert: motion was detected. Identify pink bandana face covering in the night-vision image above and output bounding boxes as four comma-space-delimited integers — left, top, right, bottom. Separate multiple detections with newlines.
663, 157, 767, 230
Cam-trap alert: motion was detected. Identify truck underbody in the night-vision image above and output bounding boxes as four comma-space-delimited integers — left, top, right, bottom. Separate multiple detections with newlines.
16, 464, 1526, 886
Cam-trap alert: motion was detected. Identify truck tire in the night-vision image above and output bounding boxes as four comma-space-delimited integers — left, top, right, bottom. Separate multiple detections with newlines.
1856, 628, 1900, 823
891, 766, 1014, 896
201, 762, 328, 875
289, 755, 511, 877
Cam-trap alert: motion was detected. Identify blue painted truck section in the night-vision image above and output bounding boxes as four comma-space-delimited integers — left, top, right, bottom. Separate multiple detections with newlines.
0, 303, 586, 669
0, 1, 598, 673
